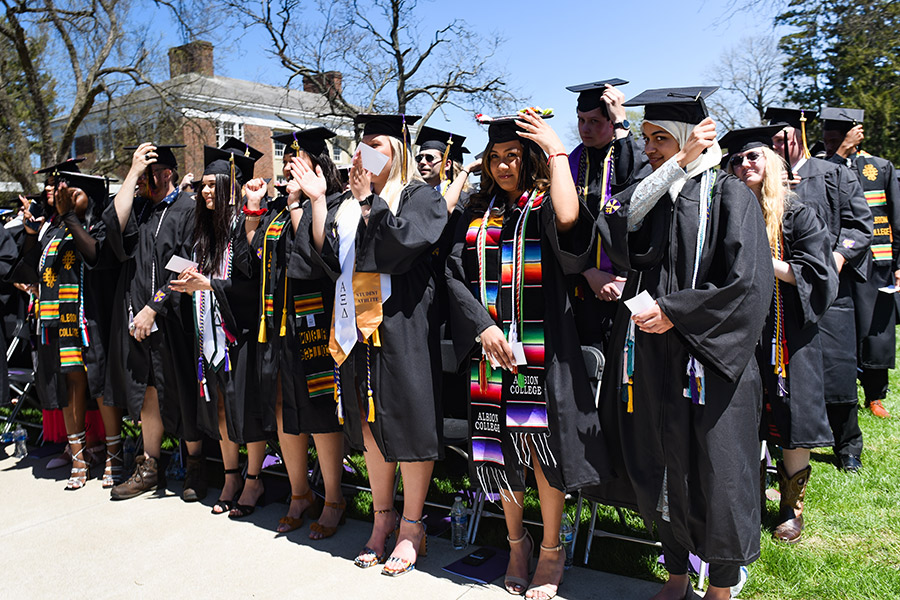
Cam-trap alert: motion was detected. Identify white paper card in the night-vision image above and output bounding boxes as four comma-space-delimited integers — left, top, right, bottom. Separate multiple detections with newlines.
879, 285, 898, 294
357, 143, 390, 176
165, 255, 199, 273
624, 290, 656, 315
613, 280, 626, 294
306, 314, 316, 327
510, 342, 528, 366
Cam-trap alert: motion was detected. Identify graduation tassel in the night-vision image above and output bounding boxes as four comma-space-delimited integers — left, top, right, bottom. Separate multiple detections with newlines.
258, 316, 267, 343
366, 343, 375, 422
439, 136, 453, 183
400, 114, 408, 185
334, 362, 344, 425
279, 280, 288, 337
626, 377, 634, 413
479, 358, 487, 391
370, 327, 381, 347
800, 111, 811, 159
229, 154, 236, 205
197, 357, 206, 399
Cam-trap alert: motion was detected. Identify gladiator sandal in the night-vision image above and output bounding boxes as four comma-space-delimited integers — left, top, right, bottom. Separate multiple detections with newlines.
355, 508, 399, 568
102, 434, 124, 489
65, 431, 89, 491
773, 462, 811, 544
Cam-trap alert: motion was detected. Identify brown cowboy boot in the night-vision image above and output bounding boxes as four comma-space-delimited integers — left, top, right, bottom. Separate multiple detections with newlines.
110, 456, 160, 500
773, 462, 811, 543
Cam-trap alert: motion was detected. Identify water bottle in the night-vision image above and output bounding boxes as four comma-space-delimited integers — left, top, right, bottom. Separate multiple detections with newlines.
559, 511, 575, 569
13, 425, 28, 458
450, 496, 468, 550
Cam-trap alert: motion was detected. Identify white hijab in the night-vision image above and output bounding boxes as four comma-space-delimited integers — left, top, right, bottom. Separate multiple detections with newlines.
646, 120, 723, 201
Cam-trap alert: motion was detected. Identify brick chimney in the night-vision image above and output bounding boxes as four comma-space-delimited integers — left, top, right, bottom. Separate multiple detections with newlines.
303, 71, 343, 99
168, 41, 214, 78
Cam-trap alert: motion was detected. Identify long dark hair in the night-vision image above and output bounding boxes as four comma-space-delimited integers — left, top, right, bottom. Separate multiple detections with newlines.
194, 174, 239, 275
289, 148, 344, 197
469, 138, 550, 212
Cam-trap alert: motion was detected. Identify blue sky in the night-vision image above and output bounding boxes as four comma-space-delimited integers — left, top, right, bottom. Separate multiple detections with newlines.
152, 0, 786, 153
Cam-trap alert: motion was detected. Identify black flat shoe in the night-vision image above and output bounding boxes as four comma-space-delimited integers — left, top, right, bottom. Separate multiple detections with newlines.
839, 454, 862, 473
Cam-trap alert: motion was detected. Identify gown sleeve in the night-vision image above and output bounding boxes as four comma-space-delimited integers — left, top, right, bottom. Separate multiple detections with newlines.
655, 176, 775, 382
883, 161, 900, 272
784, 202, 839, 329
539, 195, 596, 275
354, 182, 447, 275
288, 193, 345, 282
100, 198, 140, 263
444, 208, 497, 368
210, 219, 260, 335
829, 164, 873, 280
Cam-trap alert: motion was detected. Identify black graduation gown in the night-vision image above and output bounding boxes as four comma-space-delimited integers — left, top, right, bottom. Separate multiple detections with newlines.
794, 158, 872, 403
305, 182, 447, 462
191, 218, 266, 444
0, 226, 18, 405
102, 191, 199, 434
603, 173, 773, 565
257, 197, 342, 436
445, 195, 615, 493
567, 135, 652, 351
838, 153, 900, 370
758, 202, 838, 449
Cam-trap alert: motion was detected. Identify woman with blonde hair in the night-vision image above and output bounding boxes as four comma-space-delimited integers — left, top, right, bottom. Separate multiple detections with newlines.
301, 114, 447, 576
723, 125, 838, 545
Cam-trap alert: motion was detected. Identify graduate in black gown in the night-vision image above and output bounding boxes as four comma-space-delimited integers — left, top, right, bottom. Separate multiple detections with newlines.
565, 79, 651, 353
305, 114, 446, 576
723, 126, 838, 544
766, 107, 872, 472
170, 146, 269, 518
446, 109, 613, 599
0, 224, 17, 407
255, 128, 347, 539
821, 107, 900, 422
104, 143, 201, 501
16, 169, 124, 490
605, 88, 773, 600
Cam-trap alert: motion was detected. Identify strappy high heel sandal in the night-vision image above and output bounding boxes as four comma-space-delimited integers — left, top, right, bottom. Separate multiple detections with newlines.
229, 472, 264, 519
309, 499, 347, 540
505, 530, 534, 595
65, 431, 88, 491
212, 467, 242, 514
355, 508, 399, 568
525, 543, 564, 600
382, 515, 427, 577
276, 488, 321, 533
102, 434, 124, 489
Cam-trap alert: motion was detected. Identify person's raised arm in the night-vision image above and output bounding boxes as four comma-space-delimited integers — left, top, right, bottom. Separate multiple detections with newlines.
443, 158, 481, 214
114, 143, 156, 231
516, 109, 578, 231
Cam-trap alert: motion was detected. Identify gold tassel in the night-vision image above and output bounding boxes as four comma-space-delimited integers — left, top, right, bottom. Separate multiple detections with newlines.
279, 280, 288, 337
229, 154, 236, 205
626, 377, 634, 413
401, 115, 408, 185
258, 315, 267, 343
800, 111, 811, 159
370, 327, 381, 347
367, 388, 376, 422
439, 137, 453, 182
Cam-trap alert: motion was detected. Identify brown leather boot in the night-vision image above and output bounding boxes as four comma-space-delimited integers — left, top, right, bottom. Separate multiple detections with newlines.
110, 456, 159, 500
182, 454, 208, 502
773, 462, 810, 543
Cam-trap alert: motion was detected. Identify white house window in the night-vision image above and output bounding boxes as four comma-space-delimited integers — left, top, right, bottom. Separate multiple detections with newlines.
273, 140, 286, 159
216, 121, 244, 146
331, 142, 343, 162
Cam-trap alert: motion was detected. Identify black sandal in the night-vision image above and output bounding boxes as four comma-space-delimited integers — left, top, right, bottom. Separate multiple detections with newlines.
229, 472, 264, 519
212, 467, 242, 515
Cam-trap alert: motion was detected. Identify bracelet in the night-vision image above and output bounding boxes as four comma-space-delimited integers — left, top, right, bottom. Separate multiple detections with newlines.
547, 152, 568, 165
460, 169, 470, 175
288, 201, 301, 211
242, 205, 266, 216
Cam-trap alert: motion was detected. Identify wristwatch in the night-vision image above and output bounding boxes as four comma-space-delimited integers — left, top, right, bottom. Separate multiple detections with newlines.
614, 120, 630, 131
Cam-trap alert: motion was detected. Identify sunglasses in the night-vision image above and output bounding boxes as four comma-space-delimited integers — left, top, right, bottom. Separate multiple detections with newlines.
415, 154, 439, 164
729, 151, 763, 168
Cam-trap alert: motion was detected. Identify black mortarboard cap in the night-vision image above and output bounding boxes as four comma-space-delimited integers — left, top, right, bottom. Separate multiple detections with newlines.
567, 78, 629, 112
122, 144, 185, 169
55, 171, 115, 204
480, 111, 555, 144
220, 137, 264, 162
203, 146, 253, 186
34, 157, 84, 175
821, 106, 865, 132
764, 107, 818, 130
354, 114, 421, 140
415, 126, 469, 162
271, 127, 337, 157
719, 125, 785, 154
624, 86, 718, 124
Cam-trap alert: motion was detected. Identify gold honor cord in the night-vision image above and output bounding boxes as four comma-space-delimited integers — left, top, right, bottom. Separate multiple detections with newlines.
401, 115, 408, 185
229, 154, 236, 205
800, 112, 811, 159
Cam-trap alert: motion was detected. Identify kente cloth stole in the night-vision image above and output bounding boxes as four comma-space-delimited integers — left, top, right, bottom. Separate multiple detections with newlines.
328, 196, 393, 424
855, 153, 892, 263
38, 230, 87, 370
193, 220, 236, 401
466, 191, 551, 501
257, 210, 290, 342
771, 235, 789, 396
293, 279, 336, 401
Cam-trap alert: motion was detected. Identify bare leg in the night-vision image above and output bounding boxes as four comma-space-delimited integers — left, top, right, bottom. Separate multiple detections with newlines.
214, 390, 241, 513
232, 440, 267, 511
385, 459, 433, 568
782, 447, 811, 478
526, 448, 566, 600
649, 573, 691, 600
360, 416, 399, 558
96, 399, 123, 484
309, 431, 346, 538
62, 371, 89, 487
502, 489, 531, 594
140, 386, 164, 460
274, 374, 315, 530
